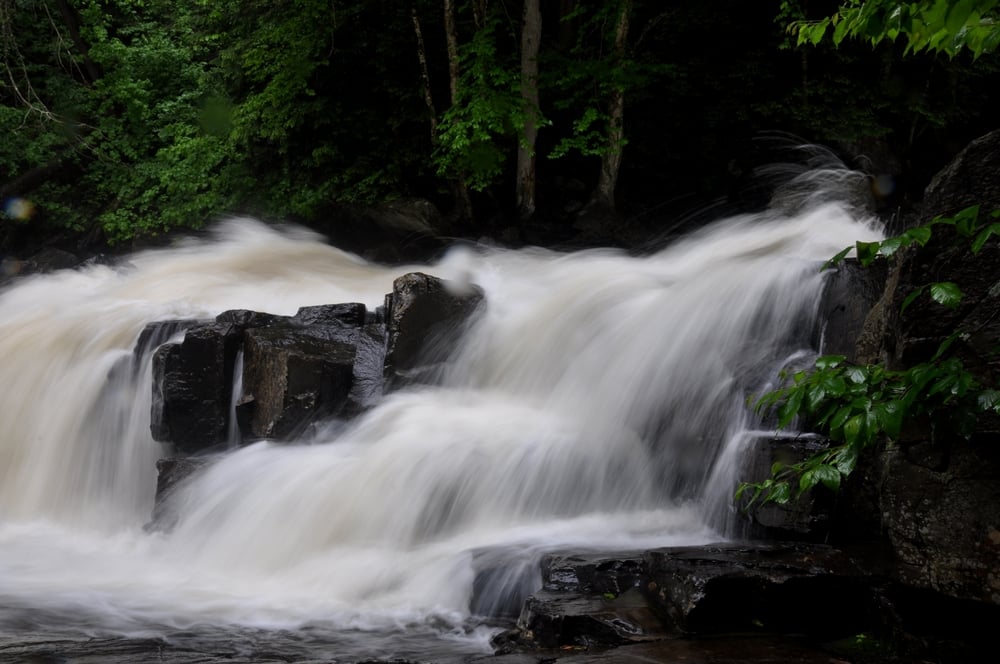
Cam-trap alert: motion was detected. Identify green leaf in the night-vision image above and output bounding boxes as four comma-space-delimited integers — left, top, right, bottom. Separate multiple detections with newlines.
833, 13, 852, 44
972, 222, 1000, 253
812, 464, 842, 491
778, 388, 806, 428
829, 405, 854, 432
904, 226, 932, 246
799, 468, 819, 493
843, 413, 865, 446
953, 204, 981, 237
824, 246, 853, 270
815, 355, 846, 370
945, 0, 977, 37
877, 236, 904, 257
929, 282, 963, 308
845, 366, 867, 384
875, 400, 904, 438
832, 446, 858, 475
770, 481, 792, 504
855, 240, 880, 266
978, 389, 1000, 413
901, 285, 928, 313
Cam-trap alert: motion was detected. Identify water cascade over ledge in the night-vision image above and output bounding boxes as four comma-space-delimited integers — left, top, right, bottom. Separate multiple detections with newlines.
0, 206, 881, 659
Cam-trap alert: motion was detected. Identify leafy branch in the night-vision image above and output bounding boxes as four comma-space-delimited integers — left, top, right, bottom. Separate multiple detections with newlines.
787, 0, 1000, 58
738, 205, 1000, 508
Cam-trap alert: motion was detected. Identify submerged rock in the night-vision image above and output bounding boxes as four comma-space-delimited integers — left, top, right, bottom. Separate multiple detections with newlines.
384, 272, 484, 387
151, 322, 244, 453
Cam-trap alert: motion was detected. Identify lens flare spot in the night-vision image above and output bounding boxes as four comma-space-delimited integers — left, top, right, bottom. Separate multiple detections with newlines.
3, 197, 36, 221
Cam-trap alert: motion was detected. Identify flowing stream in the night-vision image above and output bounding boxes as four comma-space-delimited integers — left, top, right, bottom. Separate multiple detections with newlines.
0, 204, 880, 660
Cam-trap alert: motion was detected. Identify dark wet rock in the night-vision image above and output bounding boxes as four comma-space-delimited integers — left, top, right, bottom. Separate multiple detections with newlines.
238, 325, 358, 439
348, 323, 388, 413
293, 302, 367, 327
828, 131, 1000, 606
384, 272, 484, 387
151, 322, 244, 453
642, 543, 877, 637
215, 309, 288, 328
154, 457, 210, 501
738, 435, 833, 540
818, 257, 888, 363
22, 247, 80, 274
876, 439, 1000, 605
504, 550, 659, 651
509, 543, 883, 656
517, 588, 668, 649
148, 456, 211, 528
922, 129, 1000, 218
471, 549, 543, 619
320, 197, 447, 263
483, 635, 867, 663
134, 319, 201, 367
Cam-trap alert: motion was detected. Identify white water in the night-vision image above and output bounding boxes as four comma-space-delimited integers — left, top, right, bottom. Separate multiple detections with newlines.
0, 207, 880, 655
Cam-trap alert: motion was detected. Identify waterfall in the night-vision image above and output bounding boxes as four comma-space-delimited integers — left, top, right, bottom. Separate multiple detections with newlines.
0, 207, 881, 655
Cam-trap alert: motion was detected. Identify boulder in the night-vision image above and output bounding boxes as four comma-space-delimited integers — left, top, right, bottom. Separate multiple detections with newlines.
642, 543, 877, 638
384, 272, 484, 387
922, 129, 1000, 218
817, 257, 888, 363
148, 456, 211, 529
151, 322, 244, 453
812, 130, 1000, 607
877, 439, 1000, 605
738, 435, 833, 540
515, 552, 669, 650
511, 543, 880, 653
238, 325, 359, 440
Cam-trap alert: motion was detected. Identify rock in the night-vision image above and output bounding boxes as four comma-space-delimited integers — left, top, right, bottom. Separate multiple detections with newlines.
922, 129, 1000, 218
215, 309, 288, 329
738, 435, 832, 540
793, 131, 1000, 608
151, 322, 244, 453
22, 247, 80, 274
238, 325, 359, 439
319, 198, 447, 263
292, 303, 366, 327
642, 543, 877, 638
817, 257, 889, 363
517, 588, 666, 649
384, 272, 484, 387
133, 319, 200, 369
877, 439, 1000, 605
348, 323, 388, 413
148, 456, 211, 529
511, 543, 879, 653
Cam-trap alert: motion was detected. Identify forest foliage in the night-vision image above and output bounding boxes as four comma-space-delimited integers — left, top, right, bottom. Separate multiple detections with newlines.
1, 1, 999, 249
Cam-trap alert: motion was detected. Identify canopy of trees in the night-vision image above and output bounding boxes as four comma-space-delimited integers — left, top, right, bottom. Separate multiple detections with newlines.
1, 0, 998, 251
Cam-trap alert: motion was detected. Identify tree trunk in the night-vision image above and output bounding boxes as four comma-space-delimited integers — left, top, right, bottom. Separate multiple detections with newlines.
55, 0, 101, 85
472, 0, 488, 29
589, 0, 631, 213
441, 0, 473, 222
443, 0, 460, 104
410, 7, 438, 142
516, 0, 541, 220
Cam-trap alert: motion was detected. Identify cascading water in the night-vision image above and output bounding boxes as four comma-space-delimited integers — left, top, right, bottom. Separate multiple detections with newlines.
0, 203, 881, 659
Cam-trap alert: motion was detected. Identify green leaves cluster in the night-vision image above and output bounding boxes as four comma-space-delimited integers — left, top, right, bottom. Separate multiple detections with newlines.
434, 14, 526, 192
739, 205, 1000, 508
790, 0, 1000, 58
739, 350, 988, 506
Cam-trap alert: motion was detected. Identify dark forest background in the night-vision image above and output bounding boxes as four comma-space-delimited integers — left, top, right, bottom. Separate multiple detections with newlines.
2, 0, 998, 257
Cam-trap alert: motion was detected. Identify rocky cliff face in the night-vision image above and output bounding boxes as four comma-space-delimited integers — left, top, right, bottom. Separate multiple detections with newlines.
743, 130, 1000, 611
